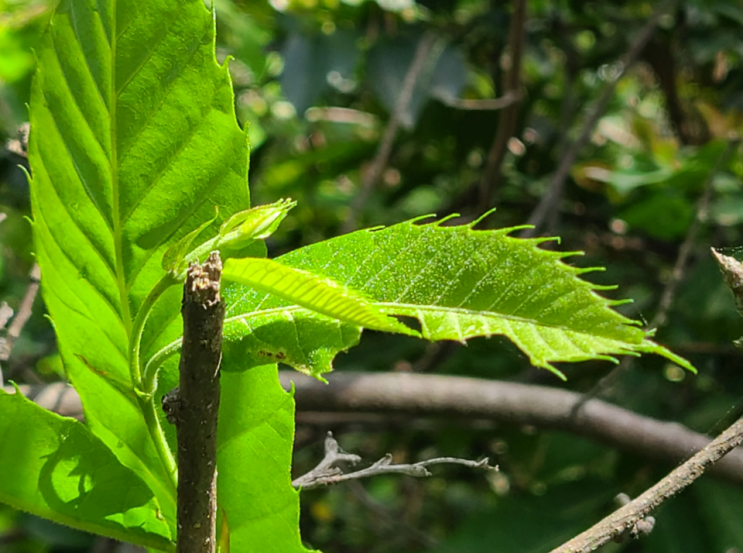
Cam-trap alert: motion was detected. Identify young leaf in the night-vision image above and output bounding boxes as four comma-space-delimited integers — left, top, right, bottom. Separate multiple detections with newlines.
219, 198, 296, 244
223, 257, 414, 334
222, 218, 694, 379
28, 0, 254, 534
163, 199, 295, 280
0, 388, 174, 551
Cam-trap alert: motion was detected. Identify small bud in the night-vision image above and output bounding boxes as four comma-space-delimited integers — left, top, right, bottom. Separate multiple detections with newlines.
712, 248, 743, 317
218, 198, 296, 250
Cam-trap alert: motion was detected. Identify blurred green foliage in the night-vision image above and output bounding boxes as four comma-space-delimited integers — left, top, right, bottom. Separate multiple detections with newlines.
3, 0, 743, 551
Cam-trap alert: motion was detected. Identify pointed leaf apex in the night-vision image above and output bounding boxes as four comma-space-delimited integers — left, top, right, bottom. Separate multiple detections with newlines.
471, 208, 497, 227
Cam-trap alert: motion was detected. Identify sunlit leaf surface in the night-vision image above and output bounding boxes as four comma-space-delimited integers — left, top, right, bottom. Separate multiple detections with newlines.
224, 218, 693, 379
28, 1, 308, 550
0, 389, 173, 550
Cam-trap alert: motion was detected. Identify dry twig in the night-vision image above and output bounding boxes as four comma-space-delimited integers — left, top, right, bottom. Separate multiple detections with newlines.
521, 0, 675, 237
293, 431, 494, 491
550, 414, 743, 552
11, 371, 743, 486
478, 0, 528, 209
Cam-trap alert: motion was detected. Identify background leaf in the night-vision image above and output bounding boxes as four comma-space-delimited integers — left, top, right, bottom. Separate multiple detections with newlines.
0, 389, 173, 551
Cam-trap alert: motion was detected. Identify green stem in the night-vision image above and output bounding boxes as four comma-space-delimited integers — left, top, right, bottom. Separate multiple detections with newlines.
128, 273, 179, 494
139, 394, 178, 492
144, 339, 182, 394
129, 274, 178, 388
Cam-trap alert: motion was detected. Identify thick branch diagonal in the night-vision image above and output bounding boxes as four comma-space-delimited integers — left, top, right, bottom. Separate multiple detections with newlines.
12, 371, 743, 485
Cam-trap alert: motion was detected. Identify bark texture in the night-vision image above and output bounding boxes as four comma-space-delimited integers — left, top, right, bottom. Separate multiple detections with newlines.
165, 252, 224, 553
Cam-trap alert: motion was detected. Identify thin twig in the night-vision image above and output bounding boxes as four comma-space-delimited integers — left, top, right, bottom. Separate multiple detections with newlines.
550, 414, 743, 553
0, 304, 12, 330
552, 233, 743, 551
12, 371, 743, 485
293, 431, 494, 491
162, 253, 224, 553
0, 263, 40, 387
342, 31, 439, 234
570, 140, 738, 411
521, 0, 675, 237
478, 0, 528, 210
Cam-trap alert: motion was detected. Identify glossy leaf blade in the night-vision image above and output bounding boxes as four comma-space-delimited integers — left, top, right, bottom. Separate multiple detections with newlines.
28, 0, 251, 530
224, 218, 693, 378
0, 389, 174, 551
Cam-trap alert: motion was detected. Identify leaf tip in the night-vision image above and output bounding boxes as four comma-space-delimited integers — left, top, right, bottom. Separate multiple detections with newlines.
471, 208, 497, 228
641, 341, 697, 374
435, 213, 461, 226
540, 363, 567, 381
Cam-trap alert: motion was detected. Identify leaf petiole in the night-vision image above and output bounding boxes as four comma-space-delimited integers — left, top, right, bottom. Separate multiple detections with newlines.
129, 274, 179, 390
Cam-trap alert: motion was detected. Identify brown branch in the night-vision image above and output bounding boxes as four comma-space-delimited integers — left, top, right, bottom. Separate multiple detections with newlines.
0, 303, 12, 330
551, 414, 743, 552
162, 253, 224, 553
12, 372, 743, 485
477, 0, 528, 210
0, 263, 40, 387
643, 37, 708, 146
521, 0, 675, 238
280, 372, 743, 485
342, 31, 439, 234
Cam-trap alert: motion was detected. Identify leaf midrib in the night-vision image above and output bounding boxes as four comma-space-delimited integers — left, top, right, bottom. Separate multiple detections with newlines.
110, 0, 132, 340
377, 302, 639, 341
224, 303, 637, 343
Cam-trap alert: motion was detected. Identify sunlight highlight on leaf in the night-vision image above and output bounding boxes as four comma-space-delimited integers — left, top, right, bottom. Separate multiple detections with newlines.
224, 257, 415, 334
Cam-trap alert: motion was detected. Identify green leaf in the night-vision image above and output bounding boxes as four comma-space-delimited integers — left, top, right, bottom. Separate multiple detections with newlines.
0, 388, 174, 551
223, 217, 693, 379
219, 198, 296, 244
223, 257, 414, 334
28, 0, 253, 535
217, 365, 315, 553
